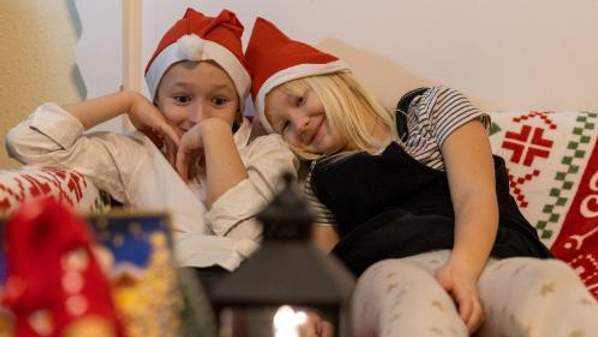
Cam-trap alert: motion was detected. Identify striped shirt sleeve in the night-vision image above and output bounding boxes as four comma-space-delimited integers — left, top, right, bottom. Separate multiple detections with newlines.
419, 86, 490, 148
304, 161, 337, 226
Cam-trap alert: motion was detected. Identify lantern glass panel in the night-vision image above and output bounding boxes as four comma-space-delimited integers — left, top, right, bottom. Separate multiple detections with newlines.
219, 305, 339, 337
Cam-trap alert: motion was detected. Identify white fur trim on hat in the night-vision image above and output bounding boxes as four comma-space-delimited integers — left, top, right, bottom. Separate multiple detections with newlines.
254, 60, 351, 133
145, 34, 250, 103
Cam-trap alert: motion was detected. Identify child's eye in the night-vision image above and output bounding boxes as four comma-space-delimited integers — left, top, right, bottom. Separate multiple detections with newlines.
294, 95, 306, 107
173, 95, 192, 104
211, 96, 229, 107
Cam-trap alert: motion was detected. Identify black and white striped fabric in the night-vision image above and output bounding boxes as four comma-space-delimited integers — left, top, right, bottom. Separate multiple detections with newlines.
400, 86, 490, 170
306, 86, 490, 226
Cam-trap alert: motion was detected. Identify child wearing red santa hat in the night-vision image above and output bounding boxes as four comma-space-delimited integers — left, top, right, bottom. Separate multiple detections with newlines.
6, 9, 298, 272
245, 17, 598, 337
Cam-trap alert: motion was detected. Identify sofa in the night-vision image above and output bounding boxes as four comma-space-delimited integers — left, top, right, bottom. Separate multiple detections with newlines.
1, 110, 597, 301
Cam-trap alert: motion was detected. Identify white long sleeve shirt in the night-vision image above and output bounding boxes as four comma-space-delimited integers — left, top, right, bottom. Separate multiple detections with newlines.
5, 103, 299, 270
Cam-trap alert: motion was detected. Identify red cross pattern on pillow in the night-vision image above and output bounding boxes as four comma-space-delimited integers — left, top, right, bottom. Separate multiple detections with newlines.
501, 111, 556, 167
500, 111, 557, 209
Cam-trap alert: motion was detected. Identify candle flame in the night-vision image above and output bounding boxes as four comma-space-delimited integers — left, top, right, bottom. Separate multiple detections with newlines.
273, 305, 308, 337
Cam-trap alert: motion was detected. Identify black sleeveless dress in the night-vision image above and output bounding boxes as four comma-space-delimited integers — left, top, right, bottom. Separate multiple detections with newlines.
310, 91, 552, 276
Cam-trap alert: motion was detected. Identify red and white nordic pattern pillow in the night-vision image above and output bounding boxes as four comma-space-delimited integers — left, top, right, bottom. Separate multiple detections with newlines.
0, 166, 107, 215
489, 111, 598, 300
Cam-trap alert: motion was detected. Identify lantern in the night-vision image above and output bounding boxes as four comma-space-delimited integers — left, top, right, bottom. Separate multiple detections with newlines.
210, 173, 355, 337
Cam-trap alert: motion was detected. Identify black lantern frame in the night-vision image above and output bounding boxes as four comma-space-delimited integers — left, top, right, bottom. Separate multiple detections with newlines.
210, 173, 354, 337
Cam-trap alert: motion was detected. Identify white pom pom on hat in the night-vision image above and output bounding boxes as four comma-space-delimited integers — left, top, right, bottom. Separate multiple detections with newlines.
177, 34, 205, 61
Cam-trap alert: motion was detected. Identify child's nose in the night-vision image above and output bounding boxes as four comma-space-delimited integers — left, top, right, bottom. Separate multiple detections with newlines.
187, 103, 205, 123
295, 114, 312, 140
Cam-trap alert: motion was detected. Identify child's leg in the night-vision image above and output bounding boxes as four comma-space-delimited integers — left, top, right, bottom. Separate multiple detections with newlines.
351, 250, 468, 337
477, 257, 598, 337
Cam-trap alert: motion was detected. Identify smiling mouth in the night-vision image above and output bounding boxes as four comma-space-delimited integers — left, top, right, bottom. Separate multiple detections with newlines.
308, 118, 324, 145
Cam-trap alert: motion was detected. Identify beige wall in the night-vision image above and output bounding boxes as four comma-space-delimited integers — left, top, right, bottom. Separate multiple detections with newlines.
0, 1, 81, 169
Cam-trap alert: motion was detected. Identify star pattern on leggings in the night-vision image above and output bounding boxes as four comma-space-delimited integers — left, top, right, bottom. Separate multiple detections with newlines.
395, 289, 406, 299
512, 265, 527, 277
493, 261, 506, 271
524, 324, 533, 337
580, 298, 593, 306
428, 326, 446, 336
431, 300, 447, 312
539, 283, 555, 296
449, 327, 461, 337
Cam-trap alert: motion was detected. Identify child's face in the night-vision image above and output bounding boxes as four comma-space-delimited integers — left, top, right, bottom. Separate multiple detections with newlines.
265, 86, 345, 156
156, 61, 239, 133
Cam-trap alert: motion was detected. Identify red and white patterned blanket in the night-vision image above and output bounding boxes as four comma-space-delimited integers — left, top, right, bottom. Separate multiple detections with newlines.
489, 111, 598, 300
0, 166, 107, 215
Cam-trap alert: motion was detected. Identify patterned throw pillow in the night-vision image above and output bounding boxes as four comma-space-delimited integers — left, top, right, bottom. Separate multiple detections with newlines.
489, 111, 598, 299
0, 166, 111, 215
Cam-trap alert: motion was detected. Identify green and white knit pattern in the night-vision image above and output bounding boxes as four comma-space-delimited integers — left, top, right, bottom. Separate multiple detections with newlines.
488, 111, 598, 248
535, 111, 597, 244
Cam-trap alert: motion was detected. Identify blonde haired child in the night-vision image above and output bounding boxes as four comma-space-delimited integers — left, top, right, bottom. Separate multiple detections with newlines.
244, 17, 598, 337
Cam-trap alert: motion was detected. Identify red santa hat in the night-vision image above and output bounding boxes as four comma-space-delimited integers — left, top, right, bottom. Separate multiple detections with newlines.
245, 17, 351, 133
145, 8, 250, 104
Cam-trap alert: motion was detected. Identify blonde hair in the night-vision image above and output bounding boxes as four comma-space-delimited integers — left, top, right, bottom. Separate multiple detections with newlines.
275, 72, 396, 160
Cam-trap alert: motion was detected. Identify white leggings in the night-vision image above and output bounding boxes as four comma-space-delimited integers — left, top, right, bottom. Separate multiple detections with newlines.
351, 250, 598, 337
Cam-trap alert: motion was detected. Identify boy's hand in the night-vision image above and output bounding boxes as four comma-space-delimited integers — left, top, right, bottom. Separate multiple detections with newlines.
164, 128, 184, 167
435, 259, 485, 334
128, 92, 180, 148
176, 123, 205, 182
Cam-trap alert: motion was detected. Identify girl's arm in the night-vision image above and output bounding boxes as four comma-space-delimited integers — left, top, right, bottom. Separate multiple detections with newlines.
438, 119, 498, 333
443, 119, 498, 279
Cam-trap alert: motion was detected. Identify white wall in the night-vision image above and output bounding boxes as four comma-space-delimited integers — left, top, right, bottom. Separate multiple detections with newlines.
77, 0, 598, 116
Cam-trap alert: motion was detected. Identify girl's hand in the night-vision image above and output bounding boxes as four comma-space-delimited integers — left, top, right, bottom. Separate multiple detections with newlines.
176, 123, 205, 182
298, 312, 334, 337
128, 92, 180, 149
435, 259, 484, 334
